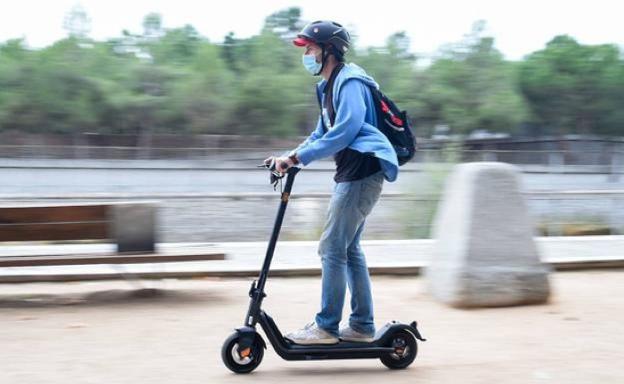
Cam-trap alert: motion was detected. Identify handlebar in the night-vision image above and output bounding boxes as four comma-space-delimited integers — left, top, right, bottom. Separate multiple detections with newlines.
257, 160, 301, 175
258, 160, 300, 190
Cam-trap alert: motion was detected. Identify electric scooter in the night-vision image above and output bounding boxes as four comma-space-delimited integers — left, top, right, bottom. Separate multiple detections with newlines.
221, 163, 425, 374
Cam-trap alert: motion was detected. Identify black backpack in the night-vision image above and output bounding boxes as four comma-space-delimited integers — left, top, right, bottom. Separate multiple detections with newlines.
317, 64, 417, 166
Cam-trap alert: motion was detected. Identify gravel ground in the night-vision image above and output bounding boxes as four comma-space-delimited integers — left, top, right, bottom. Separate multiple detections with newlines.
1, 270, 623, 383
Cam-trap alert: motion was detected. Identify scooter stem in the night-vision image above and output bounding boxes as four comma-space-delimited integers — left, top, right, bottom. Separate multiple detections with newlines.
256, 167, 300, 293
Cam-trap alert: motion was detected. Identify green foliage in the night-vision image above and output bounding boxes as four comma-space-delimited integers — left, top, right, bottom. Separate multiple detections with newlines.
0, 11, 622, 137
415, 22, 529, 136
263, 7, 304, 39
519, 35, 624, 135
396, 140, 462, 238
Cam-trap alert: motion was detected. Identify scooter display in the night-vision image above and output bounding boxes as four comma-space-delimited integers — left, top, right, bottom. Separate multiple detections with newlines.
221, 163, 425, 374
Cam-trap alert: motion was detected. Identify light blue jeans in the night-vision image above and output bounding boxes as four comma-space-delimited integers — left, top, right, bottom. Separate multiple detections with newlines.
314, 170, 384, 337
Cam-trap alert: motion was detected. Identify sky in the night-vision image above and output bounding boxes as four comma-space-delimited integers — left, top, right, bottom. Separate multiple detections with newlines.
0, 0, 622, 60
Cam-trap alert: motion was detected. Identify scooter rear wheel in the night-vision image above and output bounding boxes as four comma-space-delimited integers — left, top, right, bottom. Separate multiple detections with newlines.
379, 329, 418, 369
221, 332, 264, 374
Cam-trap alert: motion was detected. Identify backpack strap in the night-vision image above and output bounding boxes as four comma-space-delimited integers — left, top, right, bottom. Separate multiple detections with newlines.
316, 63, 344, 133
315, 84, 328, 134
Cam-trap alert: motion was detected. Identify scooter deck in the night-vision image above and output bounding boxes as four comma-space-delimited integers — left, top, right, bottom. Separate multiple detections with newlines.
285, 339, 383, 350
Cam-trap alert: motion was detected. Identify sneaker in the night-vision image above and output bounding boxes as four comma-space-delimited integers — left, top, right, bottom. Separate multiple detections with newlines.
339, 326, 375, 342
284, 322, 339, 345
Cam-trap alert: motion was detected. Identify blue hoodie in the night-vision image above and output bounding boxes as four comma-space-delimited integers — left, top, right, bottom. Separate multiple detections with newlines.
293, 63, 399, 182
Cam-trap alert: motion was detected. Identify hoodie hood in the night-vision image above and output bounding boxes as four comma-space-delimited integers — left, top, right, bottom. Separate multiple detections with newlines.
317, 63, 379, 93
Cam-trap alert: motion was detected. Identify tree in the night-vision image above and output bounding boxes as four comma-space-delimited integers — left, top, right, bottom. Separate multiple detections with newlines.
63, 3, 91, 39
263, 7, 304, 41
0, 38, 111, 133
226, 30, 313, 136
1, 13, 622, 138
168, 42, 234, 134
142, 13, 164, 40
150, 25, 201, 65
519, 35, 624, 135
416, 21, 528, 135
221, 32, 241, 71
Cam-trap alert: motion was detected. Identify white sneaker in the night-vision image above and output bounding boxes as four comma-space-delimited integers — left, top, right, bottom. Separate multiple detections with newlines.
284, 322, 339, 345
339, 326, 375, 342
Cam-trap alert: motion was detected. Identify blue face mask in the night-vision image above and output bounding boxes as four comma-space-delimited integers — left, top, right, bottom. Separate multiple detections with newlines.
302, 54, 322, 75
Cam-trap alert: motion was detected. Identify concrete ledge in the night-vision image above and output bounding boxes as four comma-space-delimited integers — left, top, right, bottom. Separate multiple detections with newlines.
1, 237, 622, 283
1, 258, 623, 283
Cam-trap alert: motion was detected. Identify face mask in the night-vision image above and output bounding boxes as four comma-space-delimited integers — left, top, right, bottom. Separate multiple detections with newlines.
302, 54, 322, 75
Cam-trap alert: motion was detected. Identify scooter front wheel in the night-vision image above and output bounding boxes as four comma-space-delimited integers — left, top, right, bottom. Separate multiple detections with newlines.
221, 332, 264, 374
379, 329, 418, 369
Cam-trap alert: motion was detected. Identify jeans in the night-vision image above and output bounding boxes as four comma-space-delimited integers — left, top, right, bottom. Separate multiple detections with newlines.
314, 170, 384, 337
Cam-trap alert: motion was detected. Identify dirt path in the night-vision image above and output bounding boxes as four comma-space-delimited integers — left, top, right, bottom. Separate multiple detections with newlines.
1, 271, 623, 383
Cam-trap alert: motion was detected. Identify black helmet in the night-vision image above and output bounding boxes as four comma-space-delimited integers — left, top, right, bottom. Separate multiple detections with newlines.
293, 20, 351, 60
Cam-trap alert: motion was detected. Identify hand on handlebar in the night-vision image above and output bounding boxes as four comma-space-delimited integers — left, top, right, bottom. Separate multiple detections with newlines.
263, 155, 293, 173
260, 154, 301, 190
274, 156, 295, 173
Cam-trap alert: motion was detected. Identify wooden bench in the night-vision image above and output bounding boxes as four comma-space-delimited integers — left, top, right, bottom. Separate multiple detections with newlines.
0, 202, 224, 268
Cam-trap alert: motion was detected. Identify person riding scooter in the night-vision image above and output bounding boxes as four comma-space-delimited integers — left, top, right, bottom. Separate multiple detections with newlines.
267, 20, 399, 345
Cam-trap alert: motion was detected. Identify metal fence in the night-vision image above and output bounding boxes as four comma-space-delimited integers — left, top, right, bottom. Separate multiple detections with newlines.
1, 144, 623, 169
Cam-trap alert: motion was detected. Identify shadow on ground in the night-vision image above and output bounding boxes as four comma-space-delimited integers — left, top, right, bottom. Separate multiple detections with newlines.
0, 287, 228, 308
